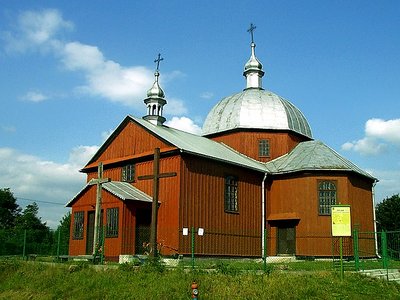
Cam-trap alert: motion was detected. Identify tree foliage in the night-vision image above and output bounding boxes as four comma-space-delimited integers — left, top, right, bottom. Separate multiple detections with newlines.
0, 188, 21, 229
376, 194, 400, 231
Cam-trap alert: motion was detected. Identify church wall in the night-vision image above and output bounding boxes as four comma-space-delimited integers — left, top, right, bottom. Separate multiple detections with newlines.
179, 154, 264, 257
267, 173, 374, 257
208, 130, 307, 162
94, 121, 171, 163
69, 154, 181, 258
69, 186, 124, 259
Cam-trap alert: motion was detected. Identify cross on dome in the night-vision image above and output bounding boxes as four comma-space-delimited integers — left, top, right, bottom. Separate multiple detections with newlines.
247, 23, 256, 44
154, 53, 164, 72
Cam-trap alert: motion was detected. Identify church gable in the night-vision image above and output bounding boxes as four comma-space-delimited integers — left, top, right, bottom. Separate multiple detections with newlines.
84, 116, 175, 170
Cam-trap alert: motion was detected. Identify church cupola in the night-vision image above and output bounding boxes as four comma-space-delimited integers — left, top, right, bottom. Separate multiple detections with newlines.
243, 23, 264, 90
143, 53, 167, 126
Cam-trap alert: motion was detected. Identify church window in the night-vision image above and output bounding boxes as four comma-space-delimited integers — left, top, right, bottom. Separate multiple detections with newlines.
73, 211, 84, 239
258, 139, 270, 157
225, 176, 238, 212
318, 180, 337, 215
122, 164, 135, 182
106, 207, 119, 237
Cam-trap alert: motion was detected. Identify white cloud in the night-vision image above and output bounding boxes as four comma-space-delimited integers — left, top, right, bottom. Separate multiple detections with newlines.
368, 169, 400, 203
165, 98, 188, 116
200, 91, 214, 99
68, 145, 99, 167
4, 9, 188, 111
365, 118, 400, 144
21, 91, 49, 102
1, 125, 16, 133
342, 118, 400, 155
3, 9, 73, 53
0, 147, 86, 228
165, 116, 202, 135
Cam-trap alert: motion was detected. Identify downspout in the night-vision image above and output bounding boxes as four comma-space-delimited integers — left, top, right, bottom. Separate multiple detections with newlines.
261, 173, 268, 258
372, 181, 380, 257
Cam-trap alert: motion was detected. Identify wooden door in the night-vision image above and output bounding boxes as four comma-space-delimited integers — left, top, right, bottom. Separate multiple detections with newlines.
135, 208, 151, 254
277, 226, 296, 255
86, 211, 95, 255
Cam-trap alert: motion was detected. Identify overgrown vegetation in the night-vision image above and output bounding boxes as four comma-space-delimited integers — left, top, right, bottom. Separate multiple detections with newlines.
0, 260, 399, 299
0, 188, 70, 256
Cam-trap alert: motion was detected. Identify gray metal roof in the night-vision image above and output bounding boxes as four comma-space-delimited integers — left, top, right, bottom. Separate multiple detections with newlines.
265, 140, 376, 180
131, 116, 268, 173
202, 89, 312, 138
103, 181, 152, 202
66, 180, 152, 207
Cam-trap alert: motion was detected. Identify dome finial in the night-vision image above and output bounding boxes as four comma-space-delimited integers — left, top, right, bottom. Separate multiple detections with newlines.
243, 23, 264, 90
143, 53, 167, 126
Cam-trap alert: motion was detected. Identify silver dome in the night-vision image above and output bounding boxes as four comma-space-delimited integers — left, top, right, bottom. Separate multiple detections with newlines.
202, 89, 313, 138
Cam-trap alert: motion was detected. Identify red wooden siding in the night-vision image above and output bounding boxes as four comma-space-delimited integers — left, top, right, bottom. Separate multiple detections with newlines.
94, 121, 172, 163
267, 173, 374, 257
209, 130, 307, 162
179, 154, 264, 257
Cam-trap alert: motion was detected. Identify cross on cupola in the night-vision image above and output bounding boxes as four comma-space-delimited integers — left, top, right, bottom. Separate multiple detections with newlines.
243, 23, 264, 90
247, 23, 256, 44
154, 53, 164, 72
143, 53, 167, 126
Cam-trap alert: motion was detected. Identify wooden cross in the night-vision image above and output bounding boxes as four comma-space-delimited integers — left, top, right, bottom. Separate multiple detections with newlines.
154, 53, 164, 72
88, 162, 111, 255
247, 23, 257, 43
138, 148, 177, 257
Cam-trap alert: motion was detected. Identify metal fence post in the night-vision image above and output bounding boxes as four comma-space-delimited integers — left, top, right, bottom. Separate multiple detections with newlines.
353, 228, 359, 271
381, 231, 388, 271
191, 227, 195, 270
57, 229, 61, 259
22, 229, 27, 259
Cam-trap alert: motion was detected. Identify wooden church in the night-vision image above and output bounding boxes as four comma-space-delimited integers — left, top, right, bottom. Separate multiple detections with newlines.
67, 28, 377, 261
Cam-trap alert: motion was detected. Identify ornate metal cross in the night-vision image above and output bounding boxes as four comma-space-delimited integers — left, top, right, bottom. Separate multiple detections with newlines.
154, 53, 164, 72
247, 23, 257, 43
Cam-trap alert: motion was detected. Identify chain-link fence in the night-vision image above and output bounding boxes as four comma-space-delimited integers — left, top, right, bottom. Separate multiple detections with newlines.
0, 228, 69, 259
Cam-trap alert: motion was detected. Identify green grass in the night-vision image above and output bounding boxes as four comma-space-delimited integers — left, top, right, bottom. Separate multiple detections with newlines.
0, 259, 399, 299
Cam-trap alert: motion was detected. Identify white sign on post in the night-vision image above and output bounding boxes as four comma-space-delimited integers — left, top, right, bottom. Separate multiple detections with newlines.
198, 228, 204, 236
183, 227, 189, 236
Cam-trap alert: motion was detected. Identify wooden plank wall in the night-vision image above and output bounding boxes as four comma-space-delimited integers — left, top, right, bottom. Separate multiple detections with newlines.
267, 173, 374, 257
179, 154, 264, 257
209, 130, 306, 162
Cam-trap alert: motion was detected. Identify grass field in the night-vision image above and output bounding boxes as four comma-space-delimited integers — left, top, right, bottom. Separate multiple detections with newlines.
0, 259, 399, 299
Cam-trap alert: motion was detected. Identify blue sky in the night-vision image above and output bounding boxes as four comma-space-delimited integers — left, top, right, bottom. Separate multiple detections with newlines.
1, 1, 399, 228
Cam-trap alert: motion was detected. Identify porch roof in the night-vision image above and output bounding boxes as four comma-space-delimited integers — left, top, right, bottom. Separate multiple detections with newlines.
66, 181, 152, 207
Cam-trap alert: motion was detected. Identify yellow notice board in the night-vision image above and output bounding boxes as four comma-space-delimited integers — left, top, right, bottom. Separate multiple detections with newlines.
331, 205, 351, 237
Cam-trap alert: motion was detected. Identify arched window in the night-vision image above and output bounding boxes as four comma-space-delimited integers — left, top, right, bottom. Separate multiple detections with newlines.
225, 176, 238, 212
318, 180, 337, 215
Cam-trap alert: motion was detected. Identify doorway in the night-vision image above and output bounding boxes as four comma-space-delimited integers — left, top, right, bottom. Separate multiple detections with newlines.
86, 210, 103, 255
135, 208, 151, 254
277, 226, 296, 255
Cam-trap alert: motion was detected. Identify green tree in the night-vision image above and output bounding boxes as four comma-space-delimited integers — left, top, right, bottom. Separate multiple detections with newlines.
54, 212, 71, 255
0, 188, 21, 229
15, 202, 53, 255
376, 194, 400, 231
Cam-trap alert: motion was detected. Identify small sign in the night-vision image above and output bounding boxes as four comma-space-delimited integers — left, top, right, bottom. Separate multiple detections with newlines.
183, 228, 189, 236
198, 228, 204, 236
331, 205, 351, 237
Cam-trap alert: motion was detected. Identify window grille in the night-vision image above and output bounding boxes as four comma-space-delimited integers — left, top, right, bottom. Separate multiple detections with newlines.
106, 207, 119, 237
122, 164, 135, 182
225, 176, 238, 212
318, 180, 337, 215
258, 139, 270, 157
73, 211, 84, 239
